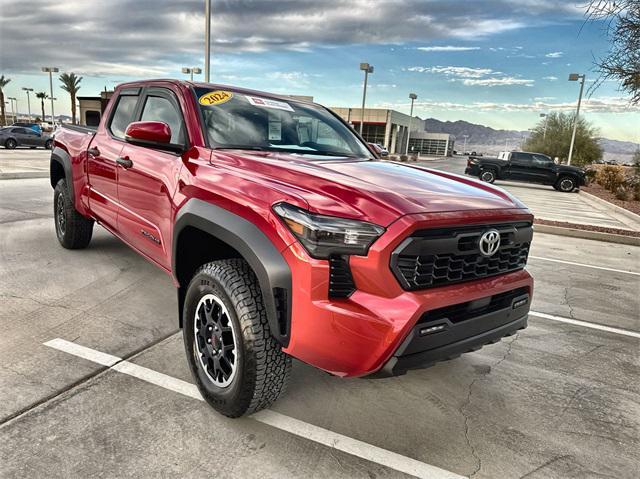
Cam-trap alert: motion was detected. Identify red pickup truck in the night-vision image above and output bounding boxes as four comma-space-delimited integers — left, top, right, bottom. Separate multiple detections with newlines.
51, 79, 533, 417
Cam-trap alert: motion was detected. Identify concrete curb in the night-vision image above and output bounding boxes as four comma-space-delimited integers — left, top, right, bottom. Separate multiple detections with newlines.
0, 172, 49, 180
580, 190, 640, 224
534, 224, 640, 246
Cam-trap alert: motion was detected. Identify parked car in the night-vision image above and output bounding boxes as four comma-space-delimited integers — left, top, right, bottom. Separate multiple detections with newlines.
368, 142, 389, 157
11, 122, 43, 134
465, 151, 586, 192
0, 126, 53, 149
52, 79, 533, 417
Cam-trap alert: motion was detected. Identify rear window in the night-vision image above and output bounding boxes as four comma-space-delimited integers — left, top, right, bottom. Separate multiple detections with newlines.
109, 94, 139, 139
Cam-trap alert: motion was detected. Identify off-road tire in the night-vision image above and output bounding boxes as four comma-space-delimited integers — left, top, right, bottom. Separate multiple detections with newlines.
4, 138, 17, 149
480, 168, 496, 183
54, 179, 94, 249
183, 259, 291, 417
556, 176, 576, 192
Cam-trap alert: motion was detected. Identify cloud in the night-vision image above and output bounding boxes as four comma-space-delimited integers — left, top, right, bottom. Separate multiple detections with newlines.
0, 0, 585, 75
542, 76, 558, 80
417, 46, 481, 52
407, 65, 533, 87
376, 96, 640, 114
545, 51, 564, 58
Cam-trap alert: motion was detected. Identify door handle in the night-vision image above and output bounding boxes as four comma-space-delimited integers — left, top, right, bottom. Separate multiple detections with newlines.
116, 156, 133, 169
88, 147, 100, 157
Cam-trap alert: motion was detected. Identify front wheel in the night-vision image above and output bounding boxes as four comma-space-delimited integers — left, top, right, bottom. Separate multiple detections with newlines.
45, 140, 53, 150
183, 259, 291, 417
556, 176, 576, 192
480, 169, 496, 183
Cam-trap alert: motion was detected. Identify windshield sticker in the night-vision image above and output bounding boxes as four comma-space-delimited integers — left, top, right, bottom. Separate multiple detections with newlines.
268, 120, 282, 141
199, 90, 234, 106
245, 95, 294, 112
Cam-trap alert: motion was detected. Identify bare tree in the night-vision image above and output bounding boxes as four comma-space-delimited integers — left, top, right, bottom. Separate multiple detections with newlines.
585, 1, 640, 104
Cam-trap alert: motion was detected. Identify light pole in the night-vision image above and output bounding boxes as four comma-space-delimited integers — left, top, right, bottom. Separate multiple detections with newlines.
8, 97, 17, 123
359, 62, 374, 136
539, 113, 548, 140
42, 67, 59, 124
405, 93, 417, 155
182, 67, 203, 81
567, 73, 585, 165
22, 88, 34, 121
462, 135, 469, 154
204, 0, 212, 82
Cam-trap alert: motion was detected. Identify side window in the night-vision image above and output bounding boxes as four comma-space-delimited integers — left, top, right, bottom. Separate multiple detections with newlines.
140, 95, 184, 144
109, 95, 139, 139
512, 152, 532, 165
13, 128, 27, 134
533, 154, 552, 166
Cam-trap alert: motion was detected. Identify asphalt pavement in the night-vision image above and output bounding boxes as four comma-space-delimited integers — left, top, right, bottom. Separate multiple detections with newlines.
1, 175, 639, 478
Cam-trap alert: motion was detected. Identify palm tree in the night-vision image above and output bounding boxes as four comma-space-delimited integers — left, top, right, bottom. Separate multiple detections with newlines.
36, 91, 48, 123
0, 75, 11, 126
59, 72, 82, 124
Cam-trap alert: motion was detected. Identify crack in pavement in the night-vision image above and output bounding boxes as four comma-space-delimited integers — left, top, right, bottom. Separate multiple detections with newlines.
460, 333, 520, 479
519, 454, 572, 478
562, 287, 577, 319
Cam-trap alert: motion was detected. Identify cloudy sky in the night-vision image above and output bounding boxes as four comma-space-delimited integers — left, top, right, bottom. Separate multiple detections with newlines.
1, 0, 638, 141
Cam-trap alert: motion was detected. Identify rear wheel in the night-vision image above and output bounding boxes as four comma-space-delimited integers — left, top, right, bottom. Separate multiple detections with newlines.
45, 139, 53, 150
183, 259, 291, 417
54, 179, 94, 249
480, 169, 496, 183
4, 138, 17, 149
556, 176, 576, 192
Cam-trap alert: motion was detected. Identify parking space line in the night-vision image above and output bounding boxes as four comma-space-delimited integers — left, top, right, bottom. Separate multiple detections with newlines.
44, 338, 464, 479
530, 311, 640, 339
529, 256, 640, 276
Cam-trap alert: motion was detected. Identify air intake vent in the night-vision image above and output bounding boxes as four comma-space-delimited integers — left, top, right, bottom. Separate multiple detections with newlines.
329, 256, 356, 298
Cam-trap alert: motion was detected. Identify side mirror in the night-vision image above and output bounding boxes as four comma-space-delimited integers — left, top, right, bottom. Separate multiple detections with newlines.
125, 121, 172, 146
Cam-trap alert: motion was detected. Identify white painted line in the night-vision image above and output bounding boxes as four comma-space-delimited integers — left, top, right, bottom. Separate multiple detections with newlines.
530, 311, 640, 339
253, 409, 464, 479
529, 255, 640, 276
44, 338, 121, 367
44, 338, 464, 479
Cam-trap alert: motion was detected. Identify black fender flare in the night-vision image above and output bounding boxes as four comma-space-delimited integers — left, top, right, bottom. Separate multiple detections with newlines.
173, 199, 292, 346
50, 146, 74, 199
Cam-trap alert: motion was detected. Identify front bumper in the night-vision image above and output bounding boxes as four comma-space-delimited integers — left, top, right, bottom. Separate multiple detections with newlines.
281, 209, 534, 378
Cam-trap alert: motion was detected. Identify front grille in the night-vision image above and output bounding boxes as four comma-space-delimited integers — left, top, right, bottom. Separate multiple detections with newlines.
391, 222, 532, 291
328, 256, 356, 298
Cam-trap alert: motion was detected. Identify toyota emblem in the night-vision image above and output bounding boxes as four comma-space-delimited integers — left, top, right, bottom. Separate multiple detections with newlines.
479, 229, 501, 257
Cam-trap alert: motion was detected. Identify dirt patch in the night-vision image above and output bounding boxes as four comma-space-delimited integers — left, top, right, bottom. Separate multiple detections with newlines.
583, 183, 640, 216
534, 218, 640, 238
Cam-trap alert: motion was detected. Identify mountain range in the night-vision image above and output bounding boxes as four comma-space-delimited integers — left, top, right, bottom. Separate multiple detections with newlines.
423, 118, 638, 162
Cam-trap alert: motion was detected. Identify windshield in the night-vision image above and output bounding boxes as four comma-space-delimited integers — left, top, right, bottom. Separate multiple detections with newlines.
195, 87, 371, 158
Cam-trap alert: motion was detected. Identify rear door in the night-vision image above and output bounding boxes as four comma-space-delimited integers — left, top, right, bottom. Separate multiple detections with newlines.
116, 87, 185, 270
87, 88, 141, 231
12, 127, 33, 146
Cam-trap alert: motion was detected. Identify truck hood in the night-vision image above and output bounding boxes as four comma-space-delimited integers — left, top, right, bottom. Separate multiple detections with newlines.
212, 151, 527, 226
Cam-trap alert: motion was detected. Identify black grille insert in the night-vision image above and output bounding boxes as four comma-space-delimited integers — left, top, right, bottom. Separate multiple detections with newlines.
329, 256, 356, 298
391, 223, 532, 291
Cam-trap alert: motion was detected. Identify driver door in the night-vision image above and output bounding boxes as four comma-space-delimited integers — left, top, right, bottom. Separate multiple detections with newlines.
116, 87, 185, 270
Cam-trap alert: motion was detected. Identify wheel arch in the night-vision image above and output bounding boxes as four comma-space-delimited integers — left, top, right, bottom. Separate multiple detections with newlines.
50, 146, 74, 199
173, 199, 292, 347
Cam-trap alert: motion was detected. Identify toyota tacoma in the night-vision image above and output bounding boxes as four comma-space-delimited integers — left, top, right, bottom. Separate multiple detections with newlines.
51, 80, 534, 417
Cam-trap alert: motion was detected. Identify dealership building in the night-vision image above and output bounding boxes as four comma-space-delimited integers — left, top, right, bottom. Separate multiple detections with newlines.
330, 107, 454, 156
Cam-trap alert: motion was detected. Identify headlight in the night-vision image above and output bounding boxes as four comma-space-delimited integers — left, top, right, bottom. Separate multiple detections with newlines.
273, 202, 385, 259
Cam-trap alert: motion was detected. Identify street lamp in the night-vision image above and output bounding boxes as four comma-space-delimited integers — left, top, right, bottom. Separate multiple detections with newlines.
539, 113, 548, 140
182, 67, 203, 81
42, 67, 59, 124
8, 97, 17, 123
204, 0, 212, 82
22, 88, 34, 121
359, 62, 374, 136
405, 93, 417, 155
567, 73, 585, 165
